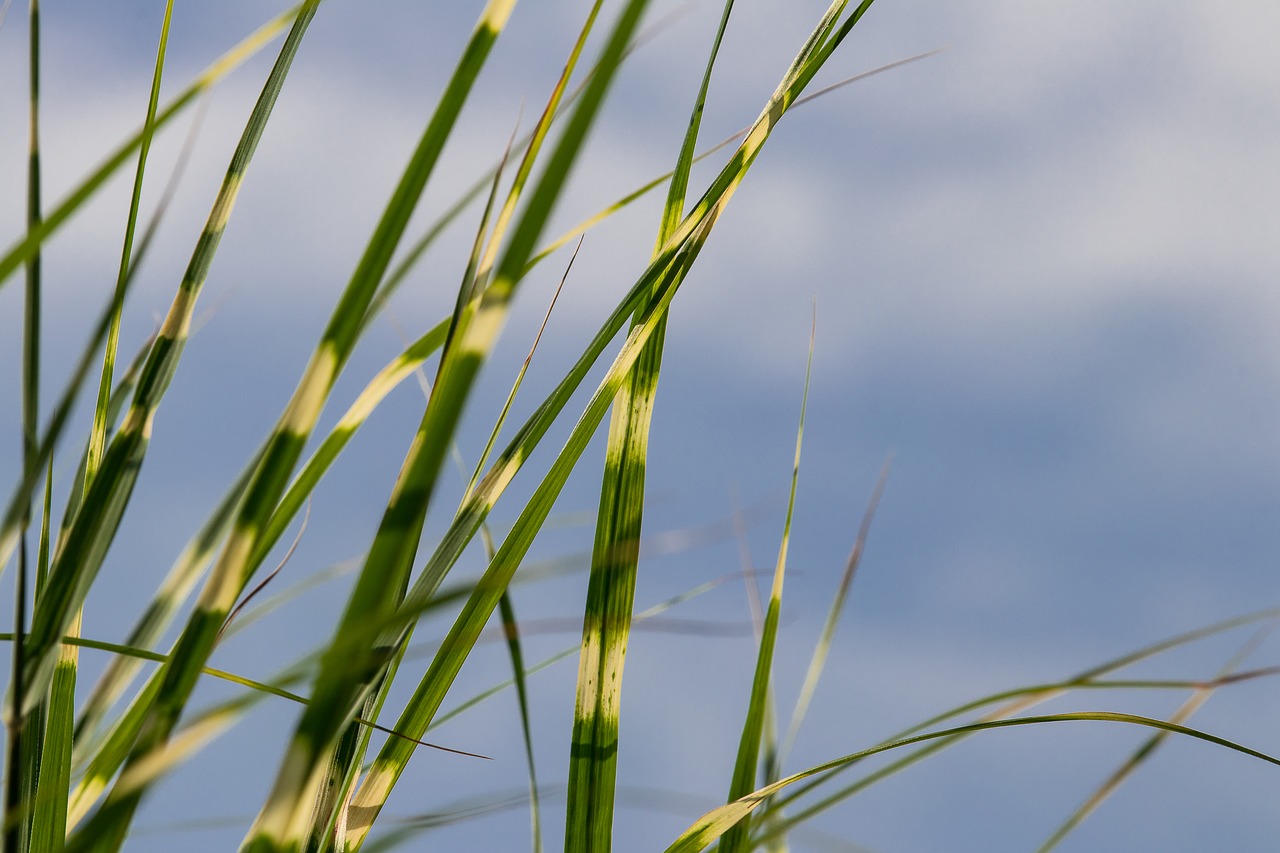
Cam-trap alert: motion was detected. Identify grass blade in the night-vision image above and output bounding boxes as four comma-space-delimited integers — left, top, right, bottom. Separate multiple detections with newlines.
6, 0, 43, 846
718, 314, 814, 853
565, 3, 734, 848
753, 609, 1280, 843
667, 713, 1280, 853
1034, 633, 1270, 852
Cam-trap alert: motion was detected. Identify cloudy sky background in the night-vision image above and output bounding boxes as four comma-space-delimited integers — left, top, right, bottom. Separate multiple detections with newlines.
3, 1, 1280, 850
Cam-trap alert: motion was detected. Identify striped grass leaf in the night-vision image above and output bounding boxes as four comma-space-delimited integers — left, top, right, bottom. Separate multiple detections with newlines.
667, 713, 1280, 853
565, 2, 734, 848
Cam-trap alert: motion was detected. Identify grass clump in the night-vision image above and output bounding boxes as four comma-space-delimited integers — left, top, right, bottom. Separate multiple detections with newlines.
2, 2, 1278, 851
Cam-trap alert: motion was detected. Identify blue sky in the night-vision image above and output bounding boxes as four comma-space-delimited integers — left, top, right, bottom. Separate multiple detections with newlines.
3, 1, 1280, 850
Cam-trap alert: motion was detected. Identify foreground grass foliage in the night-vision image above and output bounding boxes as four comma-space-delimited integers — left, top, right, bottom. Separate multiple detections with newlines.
3, 2, 1278, 850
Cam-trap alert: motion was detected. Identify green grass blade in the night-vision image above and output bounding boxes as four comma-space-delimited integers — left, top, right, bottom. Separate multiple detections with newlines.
497, 593, 543, 853
718, 316, 814, 853
667, 713, 1280, 853
257, 0, 638, 843
565, 3, 733, 847
7, 0, 43, 846
224, 4, 519, 849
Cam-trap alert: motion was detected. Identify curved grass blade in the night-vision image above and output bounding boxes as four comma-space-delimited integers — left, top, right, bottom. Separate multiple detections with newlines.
752, 608, 1280, 844
667, 713, 1280, 853
1034, 632, 1271, 853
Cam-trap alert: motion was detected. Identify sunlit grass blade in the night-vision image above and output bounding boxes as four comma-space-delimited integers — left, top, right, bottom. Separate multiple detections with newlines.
278, 56, 529, 853
268, 2, 653, 845
667, 713, 1280, 853
566, 4, 733, 847
221, 3, 523, 849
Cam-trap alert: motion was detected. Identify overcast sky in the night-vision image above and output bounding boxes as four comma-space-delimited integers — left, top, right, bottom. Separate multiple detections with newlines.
3, 1, 1280, 851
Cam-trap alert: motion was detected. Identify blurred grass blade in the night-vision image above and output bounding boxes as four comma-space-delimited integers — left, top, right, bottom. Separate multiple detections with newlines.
775, 459, 889, 772
566, 3, 733, 847
0, 2, 305, 290
1035, 633, 1269, 853
666, 713, 1280, 853
718, 313, 813, 853
499, 593, 543, 853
